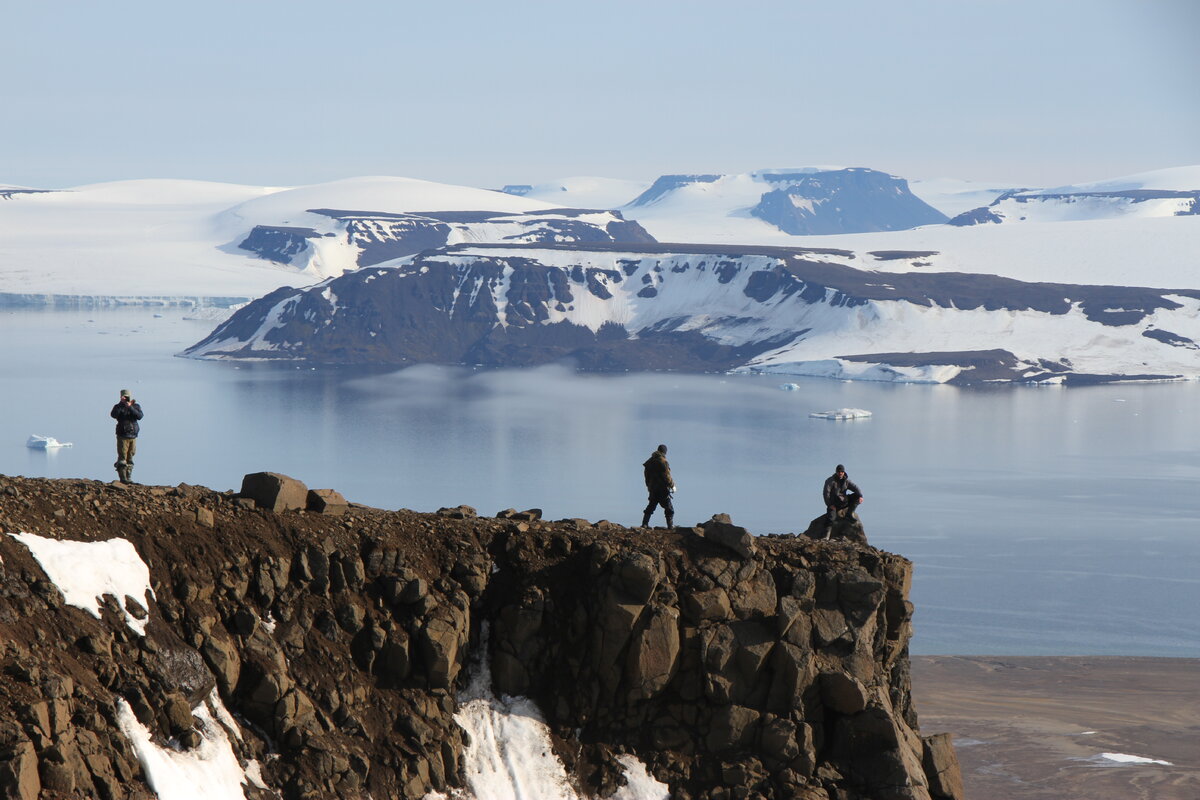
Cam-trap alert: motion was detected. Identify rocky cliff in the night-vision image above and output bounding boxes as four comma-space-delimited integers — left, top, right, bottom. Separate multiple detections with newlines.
0, 473, 962, 800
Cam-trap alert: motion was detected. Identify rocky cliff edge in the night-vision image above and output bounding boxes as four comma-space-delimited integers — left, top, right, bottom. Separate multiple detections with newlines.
0, 474, 962, 800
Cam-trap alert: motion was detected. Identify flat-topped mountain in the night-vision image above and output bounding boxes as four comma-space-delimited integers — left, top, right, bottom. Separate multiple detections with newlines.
182, 242, 1200, 384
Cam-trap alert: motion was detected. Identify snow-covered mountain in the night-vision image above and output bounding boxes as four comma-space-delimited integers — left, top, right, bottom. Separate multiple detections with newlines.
0, 176, 650, 304
498, 176, 651, 209
615, 168, 947, 242
948, 166, 1200, 226
183, 242, 1200, 385
237, 207, 652, 277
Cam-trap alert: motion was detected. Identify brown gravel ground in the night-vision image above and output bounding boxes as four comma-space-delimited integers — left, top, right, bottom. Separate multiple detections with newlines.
911, 655, 1200, 800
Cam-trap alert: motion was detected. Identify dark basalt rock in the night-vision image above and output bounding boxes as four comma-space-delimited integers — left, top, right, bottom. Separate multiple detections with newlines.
238, 208, 656, 268
0, 474, 960, 800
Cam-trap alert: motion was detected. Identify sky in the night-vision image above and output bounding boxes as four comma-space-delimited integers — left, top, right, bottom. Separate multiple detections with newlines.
3, 0, 1198, 190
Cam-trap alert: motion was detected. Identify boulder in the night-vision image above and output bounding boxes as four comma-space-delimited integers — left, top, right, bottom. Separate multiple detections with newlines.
802, 513, 869, 544
683, 587, 733, 622
612, 553, 660, 603
436, 505, 477, 519
922, 733, 965, 800
625, 605, 680, 700
417, 606, 468, 689
0, 740, 40, 800
820, 671, 869, 715
239, 472, 308, 513
706, 704, 760, 752
307, 489, 349, 516
200, 634, 241, 698
698, 514, 756, 559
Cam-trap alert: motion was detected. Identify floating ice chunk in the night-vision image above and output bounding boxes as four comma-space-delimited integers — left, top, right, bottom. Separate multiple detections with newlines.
117, 691, 256, 800
1096, 752, 1173, 766
809, 408, 873, 420
26, 434, 73, 449
8, 533, 154, 635
779, 383, 800, 391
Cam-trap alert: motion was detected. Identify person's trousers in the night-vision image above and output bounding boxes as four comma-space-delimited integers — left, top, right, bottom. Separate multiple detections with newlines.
644, 490, 674, 519
116, 437, 137, 465
826, 496, 857, 524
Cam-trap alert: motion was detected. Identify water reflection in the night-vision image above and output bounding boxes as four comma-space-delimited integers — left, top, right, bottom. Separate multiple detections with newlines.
2, 308, 1198, 656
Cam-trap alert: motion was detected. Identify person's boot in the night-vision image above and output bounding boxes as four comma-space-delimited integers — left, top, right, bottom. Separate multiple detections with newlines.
641, 511, 652, 528
115, 460, 126, 482
665, 513, 674, 531
123, 465, 134, 484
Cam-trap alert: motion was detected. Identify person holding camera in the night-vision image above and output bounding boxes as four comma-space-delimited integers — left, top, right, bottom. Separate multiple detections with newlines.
110, 389, 144, 484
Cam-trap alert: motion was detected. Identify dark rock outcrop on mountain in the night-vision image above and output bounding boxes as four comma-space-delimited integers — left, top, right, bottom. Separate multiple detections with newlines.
0, 473, 961, 800
0, 189, 57, 200
750, 169, 948, 234
238, 208, 655, 267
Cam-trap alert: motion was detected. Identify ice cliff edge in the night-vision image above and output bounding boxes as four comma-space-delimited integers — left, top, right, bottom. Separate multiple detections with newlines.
0, 473, 962, 800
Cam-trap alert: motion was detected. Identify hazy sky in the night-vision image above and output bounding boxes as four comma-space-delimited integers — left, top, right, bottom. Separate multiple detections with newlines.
3, 1, 1197, 189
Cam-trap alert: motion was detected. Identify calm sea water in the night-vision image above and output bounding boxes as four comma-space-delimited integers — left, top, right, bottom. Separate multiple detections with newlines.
3, 308, 1198, 657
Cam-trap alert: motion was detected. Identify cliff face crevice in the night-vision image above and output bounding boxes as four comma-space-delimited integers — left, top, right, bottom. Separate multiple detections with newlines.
0, 475, 961, 800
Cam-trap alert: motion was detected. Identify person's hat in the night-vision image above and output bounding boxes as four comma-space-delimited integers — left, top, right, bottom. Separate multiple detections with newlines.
120, 389, 132, 398
657, 444, 668, 454
836, 464, 845, 472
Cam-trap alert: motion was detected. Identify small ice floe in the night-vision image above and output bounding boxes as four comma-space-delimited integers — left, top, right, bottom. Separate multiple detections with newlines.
26, 434, 73, 449
780, 383, 800, 391
809, 408, 872, 420
1094, 752, 1173, 766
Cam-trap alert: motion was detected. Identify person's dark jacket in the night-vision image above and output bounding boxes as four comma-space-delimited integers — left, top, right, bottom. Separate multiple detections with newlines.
111, 401, 143, 439
823, 472, 862, 508
643, 451, 674, 496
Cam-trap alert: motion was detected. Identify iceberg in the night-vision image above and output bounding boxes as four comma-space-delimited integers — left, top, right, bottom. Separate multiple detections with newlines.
809, 408, 872, 420
779, 383, 801, 391
26, 434, 73, 449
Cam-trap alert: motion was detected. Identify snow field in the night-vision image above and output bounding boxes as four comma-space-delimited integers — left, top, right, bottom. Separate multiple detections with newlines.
1094, 752, 1174, 766
7, 532, 154, 635
117, 690, 266, 800
430, 627, 669, 800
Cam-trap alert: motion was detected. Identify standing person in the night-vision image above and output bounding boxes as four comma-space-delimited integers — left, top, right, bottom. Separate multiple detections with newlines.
822, 464, 863, 537
110, 389, 143, 484
641, 444, 676, 529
